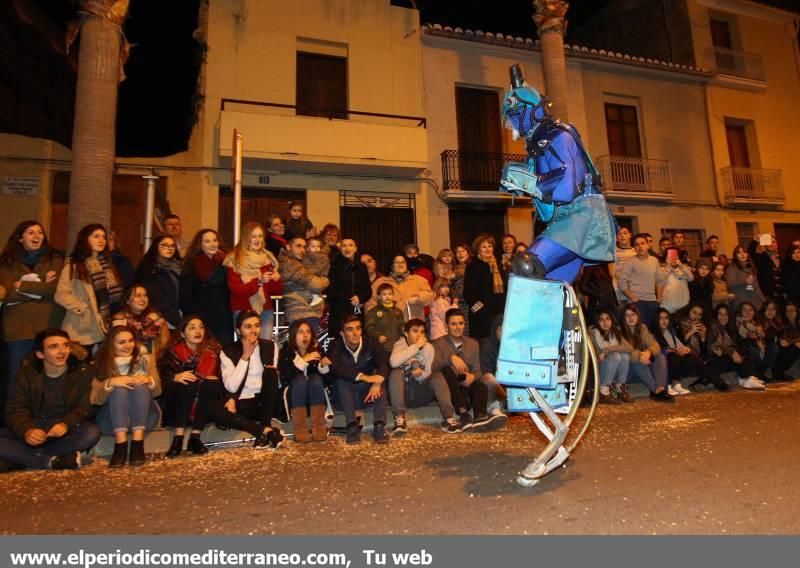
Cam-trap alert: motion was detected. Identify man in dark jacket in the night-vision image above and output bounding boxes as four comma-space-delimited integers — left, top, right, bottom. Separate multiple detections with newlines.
328, 315, 389, 445
327, 238, 372, 337
0, 329, 100, 470
749, 236, 784, 300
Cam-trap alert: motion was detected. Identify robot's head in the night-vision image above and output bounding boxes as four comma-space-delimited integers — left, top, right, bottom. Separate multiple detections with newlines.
503, 64, 551, 140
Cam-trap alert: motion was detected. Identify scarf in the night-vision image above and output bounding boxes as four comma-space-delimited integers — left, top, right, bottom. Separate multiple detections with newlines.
174, 341, 218, 379
86, 255, 123, 321
390, 269, 409, 284
480, 253, 504, 294
114, 308, 163, 346
21, 246, 47, 270
224, 248, 277, 314
194, 251, 226, 283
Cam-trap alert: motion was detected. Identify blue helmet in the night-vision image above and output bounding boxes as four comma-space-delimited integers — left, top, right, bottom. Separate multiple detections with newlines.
503, 65, 551, 138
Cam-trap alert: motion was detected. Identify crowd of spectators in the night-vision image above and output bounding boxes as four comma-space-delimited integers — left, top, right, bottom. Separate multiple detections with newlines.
0, 207, 797, 472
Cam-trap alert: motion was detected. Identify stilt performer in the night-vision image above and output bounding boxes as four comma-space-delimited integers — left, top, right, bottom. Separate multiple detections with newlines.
497, 64, 615, 486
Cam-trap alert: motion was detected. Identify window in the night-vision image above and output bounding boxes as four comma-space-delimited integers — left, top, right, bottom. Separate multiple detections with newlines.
710, 19, 733, 49
605, 103, 642, 158
661, 228, 704, 261
605, 103, 644, 189
736, 222, 757, 250
296, 52, 347, 119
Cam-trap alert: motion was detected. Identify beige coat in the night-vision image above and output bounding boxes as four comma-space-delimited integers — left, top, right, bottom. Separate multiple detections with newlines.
366, 274, 434, 320
55, 263, 107, 346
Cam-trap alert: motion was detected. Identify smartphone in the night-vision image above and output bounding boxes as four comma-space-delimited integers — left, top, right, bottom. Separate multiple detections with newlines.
666, 249, 678, 263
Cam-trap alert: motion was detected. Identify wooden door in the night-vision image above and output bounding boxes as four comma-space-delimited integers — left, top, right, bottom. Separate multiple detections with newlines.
50, 172, 159, 264
340, 206, 415, 273
448, 206, 506, 251
725, 124, 752, 195
218, 187, 305, 247
456, 87, 504, 191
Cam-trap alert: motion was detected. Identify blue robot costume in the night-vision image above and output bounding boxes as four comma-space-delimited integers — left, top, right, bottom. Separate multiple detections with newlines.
500, 64, 616, 283
494, 65, 609, 486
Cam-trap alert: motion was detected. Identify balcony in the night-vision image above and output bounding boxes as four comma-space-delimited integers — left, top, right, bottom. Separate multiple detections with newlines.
440, 149, 528, 201
595, 155, 674, 202
707, 46, 766, 91
218, 100, 428, 177
721, 166, 784, 208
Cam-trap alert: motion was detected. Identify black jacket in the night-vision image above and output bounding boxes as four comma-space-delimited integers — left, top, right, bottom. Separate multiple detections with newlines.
327, 336, 389, 383
179, 259, 231, 335
327, 254, 372, 335
463, 258, 506, 339
6, 353, 96, 440
277, 345, 325, 388
135, 262, 181, 327
221, 339, 279, 400
749, 240, 783, 299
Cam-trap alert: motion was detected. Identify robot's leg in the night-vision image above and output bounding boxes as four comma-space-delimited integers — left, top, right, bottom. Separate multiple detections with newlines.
516, 388, 571, 486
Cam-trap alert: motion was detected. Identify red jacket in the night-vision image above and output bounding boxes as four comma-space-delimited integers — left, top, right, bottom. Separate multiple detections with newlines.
226, 266, 284, 312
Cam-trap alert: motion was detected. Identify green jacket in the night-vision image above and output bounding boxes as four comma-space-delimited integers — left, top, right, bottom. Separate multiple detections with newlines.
6, 351, 96, 440
365, 302, 405, 352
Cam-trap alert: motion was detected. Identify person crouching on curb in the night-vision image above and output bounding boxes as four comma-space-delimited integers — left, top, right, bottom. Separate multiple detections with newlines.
278, 320, 330, 443
431, 309, 505, 432
217, 310, 284, 449
388, 318, 458, 435
0, 329, 100, 471
327, 315, 389, 445
92, 326, 161, 467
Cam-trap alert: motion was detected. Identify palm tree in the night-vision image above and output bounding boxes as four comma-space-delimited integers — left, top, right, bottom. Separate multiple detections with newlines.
67, 0, 130, 246
533, 0, 569, 122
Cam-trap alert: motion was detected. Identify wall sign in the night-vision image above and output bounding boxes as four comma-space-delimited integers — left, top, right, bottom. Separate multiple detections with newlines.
3, 176, 39, 197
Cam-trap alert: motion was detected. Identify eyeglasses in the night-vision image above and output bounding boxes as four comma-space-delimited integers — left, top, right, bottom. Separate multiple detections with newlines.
159, 243, 177, 250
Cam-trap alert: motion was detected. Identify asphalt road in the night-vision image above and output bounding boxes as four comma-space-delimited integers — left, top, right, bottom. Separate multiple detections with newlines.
1, 380, 798, 535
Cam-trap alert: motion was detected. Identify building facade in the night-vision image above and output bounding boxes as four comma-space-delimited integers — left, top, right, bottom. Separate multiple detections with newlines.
0, 0, 798, 264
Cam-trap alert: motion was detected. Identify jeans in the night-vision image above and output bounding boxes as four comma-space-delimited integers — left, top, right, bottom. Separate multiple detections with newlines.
634, 301, 660, 330
666, 352, 721, 385
212, 393, 277, 437
6, 339, 34, 396
334, 379, 386, 426
0, 423, 101, 469
388, 368, 454, 419
440, 366, 488, 417
599, 352, 630, 386
628, 352, 668, 391
743, 343, 779, 376
707, 354, 753, 379
289, 373, 326, 408
171, 379, 220, 431
106, 384, 153, 433
772, 345, 800, 379
233, 309, 274, 340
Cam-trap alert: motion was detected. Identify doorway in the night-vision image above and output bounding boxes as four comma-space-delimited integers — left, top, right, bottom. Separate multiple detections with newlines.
774, 223, 800, 257
448, 206, 507, 251
50, 172, 164, 264
218, 187, 305, 248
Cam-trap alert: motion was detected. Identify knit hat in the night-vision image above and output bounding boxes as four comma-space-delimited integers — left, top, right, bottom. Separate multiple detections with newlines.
695, 256, 712, 271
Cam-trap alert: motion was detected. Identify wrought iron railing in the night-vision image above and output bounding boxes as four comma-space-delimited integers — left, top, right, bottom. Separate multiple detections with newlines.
596, 155, 673, 196
708, 46, 765, 81
441, 149, 527, 191
721, 166, 784, 203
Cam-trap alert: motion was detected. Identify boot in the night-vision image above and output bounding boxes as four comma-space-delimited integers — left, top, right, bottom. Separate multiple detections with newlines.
310, 405, 328, 442
187, 434, 209, 455
109, 442, 128, 468
129, 440, 146, 467
291, 408, 312, 443
166, 435, 184, 458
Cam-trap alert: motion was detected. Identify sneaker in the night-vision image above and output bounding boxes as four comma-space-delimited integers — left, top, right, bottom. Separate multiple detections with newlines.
442, 417, 461, 433
487, 400, 506, 416
615, 385, 634, 403
253, 433, 271, 449
738, 377, 766, 390
674, 383, 691, 395
392, 415, 407, 436
478, 412, 508, 432
650, 389, 675, 403
267, 429, 285, 450
667, 384, 679, 396
458, 412, 473, 432
599, 392, 622, 405
51, 452, 81, 470
346, 422, 361, 445
373, 421, 390, 444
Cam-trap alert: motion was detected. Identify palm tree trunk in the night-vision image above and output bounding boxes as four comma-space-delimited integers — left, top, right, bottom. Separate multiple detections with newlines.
67, 0, 129, 247
533, 0, 570, 122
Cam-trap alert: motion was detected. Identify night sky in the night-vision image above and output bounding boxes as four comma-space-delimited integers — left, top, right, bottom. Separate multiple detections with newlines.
6, 0, 800, 158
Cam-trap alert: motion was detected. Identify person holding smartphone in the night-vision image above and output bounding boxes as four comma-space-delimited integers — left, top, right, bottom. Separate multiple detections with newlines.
659, 246, 694, 315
